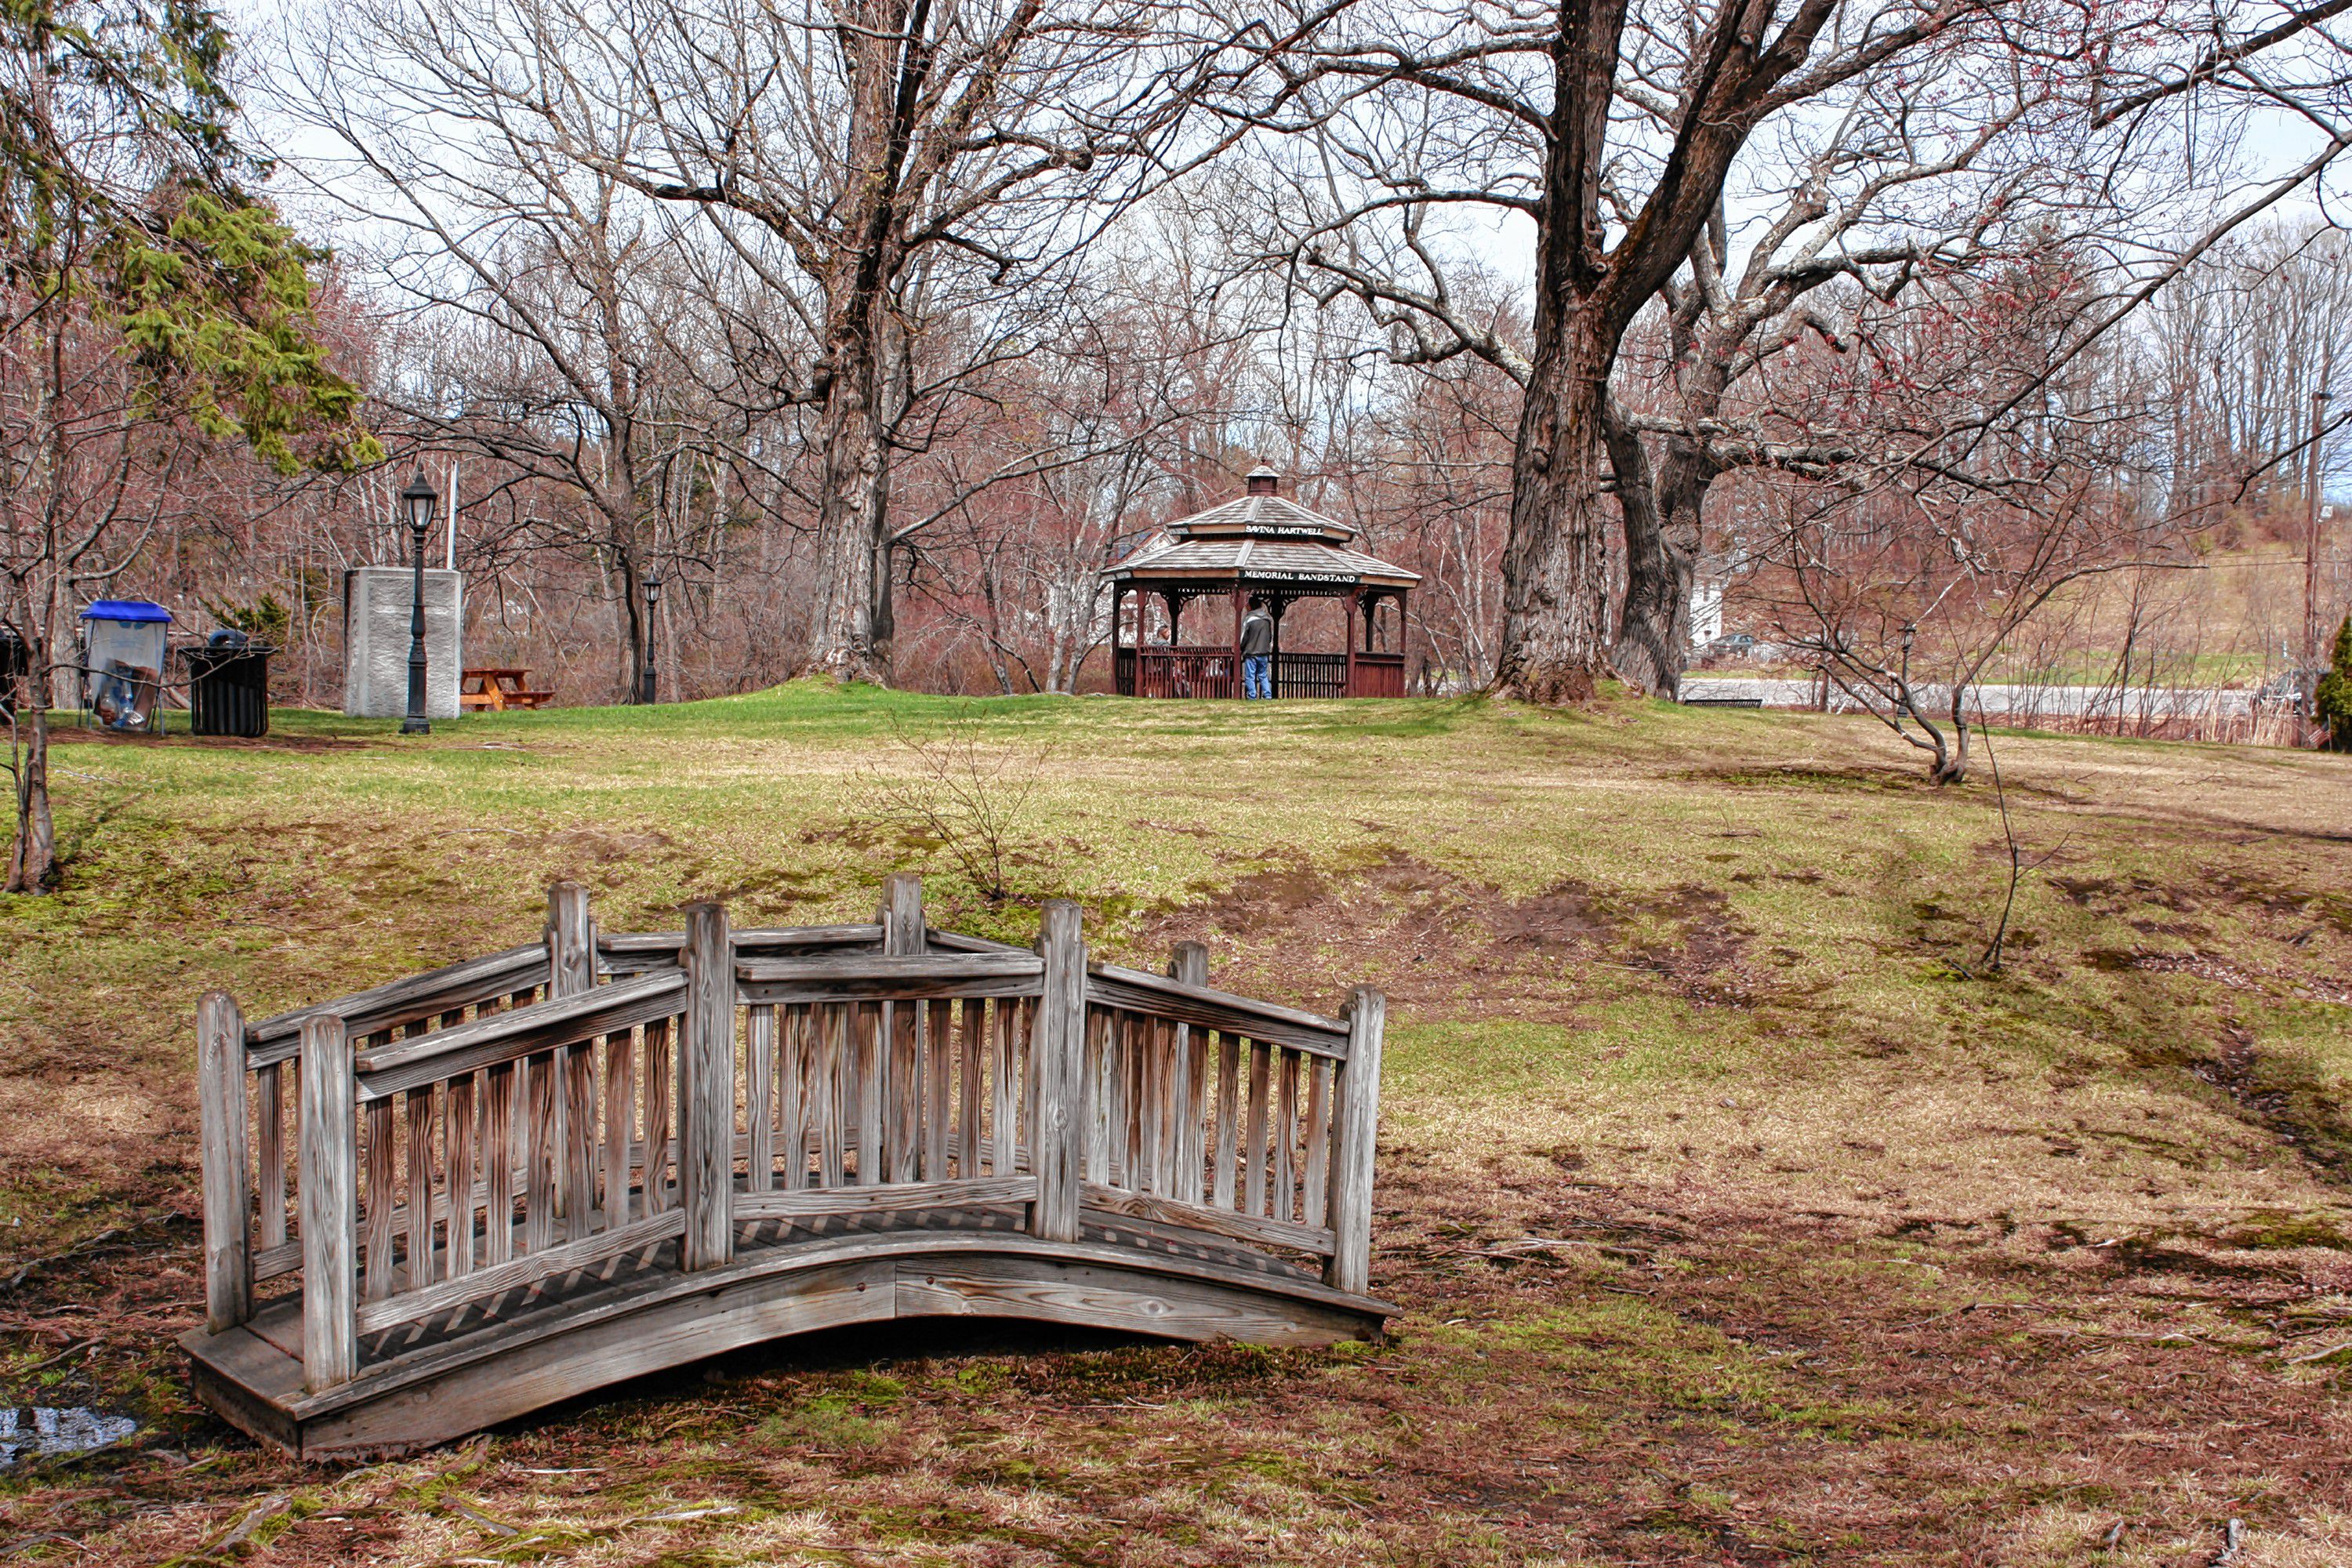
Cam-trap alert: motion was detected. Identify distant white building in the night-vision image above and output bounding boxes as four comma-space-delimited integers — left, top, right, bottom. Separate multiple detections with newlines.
1690, 575, 1726, 648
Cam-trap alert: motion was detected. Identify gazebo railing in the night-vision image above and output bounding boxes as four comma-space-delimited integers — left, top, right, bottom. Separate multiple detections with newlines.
1348, 652, 1406, 698
1112, 647, 1405, 699
1116, 646, 1238, 699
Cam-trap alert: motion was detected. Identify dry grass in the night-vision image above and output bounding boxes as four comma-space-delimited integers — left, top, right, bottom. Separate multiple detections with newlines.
2, 682, 2348, 1566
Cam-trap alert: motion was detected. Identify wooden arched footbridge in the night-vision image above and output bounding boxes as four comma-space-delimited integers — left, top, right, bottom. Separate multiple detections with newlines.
183, 877, 1389, 1457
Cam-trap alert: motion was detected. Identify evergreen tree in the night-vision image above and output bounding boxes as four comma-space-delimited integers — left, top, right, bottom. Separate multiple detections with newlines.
2316, 615, 2352, 753
4, 0, 376, 892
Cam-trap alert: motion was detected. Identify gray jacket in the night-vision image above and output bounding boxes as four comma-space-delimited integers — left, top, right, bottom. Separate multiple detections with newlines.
1239, 611, 1274, 658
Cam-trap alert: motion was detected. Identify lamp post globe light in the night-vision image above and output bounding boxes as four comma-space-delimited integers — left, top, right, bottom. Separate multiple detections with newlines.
400, 466, 438, 735
641, 571, 661, 705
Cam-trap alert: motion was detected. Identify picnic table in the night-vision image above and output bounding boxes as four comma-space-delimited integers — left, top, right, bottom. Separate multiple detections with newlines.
459, 666, 554, 711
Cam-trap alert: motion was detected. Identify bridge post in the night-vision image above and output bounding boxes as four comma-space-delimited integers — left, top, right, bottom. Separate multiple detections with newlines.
198, 992, 252, 1333
1323, 987, 1385, 1297
299, 1012, 358, 1392
680, 901, 735, 1271
1029, 899, 1086, 1243
1168, 944, 1209, 1204
881, 872, 925, 955
881, 874, 925, 1181
546, 881, 597, 1232
546, 880, 597, 996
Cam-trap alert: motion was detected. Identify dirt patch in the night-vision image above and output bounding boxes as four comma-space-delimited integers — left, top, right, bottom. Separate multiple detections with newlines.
2194, 1022, 2352, 1184
1138, 859, 1759, 1017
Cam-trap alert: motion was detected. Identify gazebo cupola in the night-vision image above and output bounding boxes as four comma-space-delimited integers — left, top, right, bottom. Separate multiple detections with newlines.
1102, 466, 1420, 698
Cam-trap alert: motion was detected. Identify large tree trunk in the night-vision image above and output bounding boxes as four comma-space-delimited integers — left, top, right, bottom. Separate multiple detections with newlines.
804, 362, 894, 684
1495, 321, 1616, 703
1607, 409, 1715, 699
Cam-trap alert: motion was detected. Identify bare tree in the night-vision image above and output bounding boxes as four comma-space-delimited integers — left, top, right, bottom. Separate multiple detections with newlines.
1214, 0, 2352, 702
303, 0, 1209, 684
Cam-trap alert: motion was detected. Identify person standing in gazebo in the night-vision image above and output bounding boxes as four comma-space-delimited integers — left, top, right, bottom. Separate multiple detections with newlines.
1240, 597, 1275, 699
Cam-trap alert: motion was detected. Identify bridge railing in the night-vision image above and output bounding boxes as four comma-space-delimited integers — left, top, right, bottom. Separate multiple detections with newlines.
194, 875, 1383, 1394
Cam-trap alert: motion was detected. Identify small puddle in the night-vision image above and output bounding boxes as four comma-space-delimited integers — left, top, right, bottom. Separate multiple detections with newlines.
0, 1406, 142, 1467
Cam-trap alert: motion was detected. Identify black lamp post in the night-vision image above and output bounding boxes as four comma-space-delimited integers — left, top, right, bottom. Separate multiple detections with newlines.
641, 571, 661, 705
400, 466, 438, 735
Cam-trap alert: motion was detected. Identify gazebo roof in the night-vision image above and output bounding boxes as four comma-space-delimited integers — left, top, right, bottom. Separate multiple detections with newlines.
1102, 470, 1421, 593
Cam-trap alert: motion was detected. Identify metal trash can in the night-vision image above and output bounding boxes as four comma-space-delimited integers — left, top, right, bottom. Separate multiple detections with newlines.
184, 630, 272, 738
80, 599, 172, 733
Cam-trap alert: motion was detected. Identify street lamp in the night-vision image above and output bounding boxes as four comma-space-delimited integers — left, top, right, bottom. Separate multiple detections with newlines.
641, 571, 661, 705
400, 466, 437, 735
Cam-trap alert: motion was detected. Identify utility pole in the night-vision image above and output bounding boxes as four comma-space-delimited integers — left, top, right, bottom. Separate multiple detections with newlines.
2309, 387, 2332, 680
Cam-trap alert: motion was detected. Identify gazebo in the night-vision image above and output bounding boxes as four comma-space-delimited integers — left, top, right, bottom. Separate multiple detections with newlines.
1102, 466, 1420, 699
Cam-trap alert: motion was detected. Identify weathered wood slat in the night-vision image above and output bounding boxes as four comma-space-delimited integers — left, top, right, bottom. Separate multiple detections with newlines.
736, 951, 1043, 985
1139, 1016, 1165, 1195
297, 1014, 356, 1392
1029, 901, 1084, 1244
597, 923, 884, 975
246, 942, 546, 1062
956, 999, 982, 1179
736, 973, 1046, 1005
483, 1061, 515, 1264
733, 1174, 1036, 1223
1083, 965, 1348, 1058
992, 999, 1018, 1179
602, 1031, 633, 1223
1080, 1184, 1336, 1258
353, 973, 688, 1098
354, 1209, 688, 1337
1243, 1040, 1271, 1220
256, 1061, 287, 1253
405, 1081, 437, 1290
641, 1019, 673, 1214
1302, 1057, 1331, 1232
363, 1087, 396, 1303
680, 902, 735, 1272
920, 928, 1029, 954
1170, 943, 1210, 1207
445, 1073, 477, 1279
524, 1051, 557, 1254
855, 1002, 883, 1187
1211, 1032, 1240, 1210
1117, 1012, 1142, 1189
1275, 1050, 1300, 1225
818, 1003, 847, 1187
746, 1004, 775, 1193
923, 1001, 949, 1181
1083, 1010, 1112, 1184
199, 993, 252, 1332
563, 1042, 598, 1244
779, 1006, 809, 1191
1323, 989, 1385, 1295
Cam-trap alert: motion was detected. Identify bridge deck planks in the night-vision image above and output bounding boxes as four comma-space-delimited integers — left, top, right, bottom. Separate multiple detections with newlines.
183, 1201, 1388, 1458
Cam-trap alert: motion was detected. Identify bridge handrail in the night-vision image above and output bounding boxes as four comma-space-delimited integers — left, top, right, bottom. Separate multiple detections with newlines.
194, 875, 1385, 1396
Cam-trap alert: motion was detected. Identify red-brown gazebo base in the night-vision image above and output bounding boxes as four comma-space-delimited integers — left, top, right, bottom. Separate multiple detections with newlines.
1102, 467, 1420, 699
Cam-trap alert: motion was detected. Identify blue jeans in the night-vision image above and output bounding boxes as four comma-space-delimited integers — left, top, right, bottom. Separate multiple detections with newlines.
1243, 655, 1271, 699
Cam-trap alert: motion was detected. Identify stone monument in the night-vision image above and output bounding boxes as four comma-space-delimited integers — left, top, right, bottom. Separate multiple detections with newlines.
343, 566, 463, 720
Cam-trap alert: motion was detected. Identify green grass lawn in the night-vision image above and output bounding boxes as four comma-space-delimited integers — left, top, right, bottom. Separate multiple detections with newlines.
3, 684, 2350, 1566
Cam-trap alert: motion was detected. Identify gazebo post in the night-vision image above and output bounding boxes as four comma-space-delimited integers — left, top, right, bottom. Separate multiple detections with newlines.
1230, 586, 1246, 700
1345, 593, 1359, 698
1269, 597, 1285, 699
1109, 583, 1124, 695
